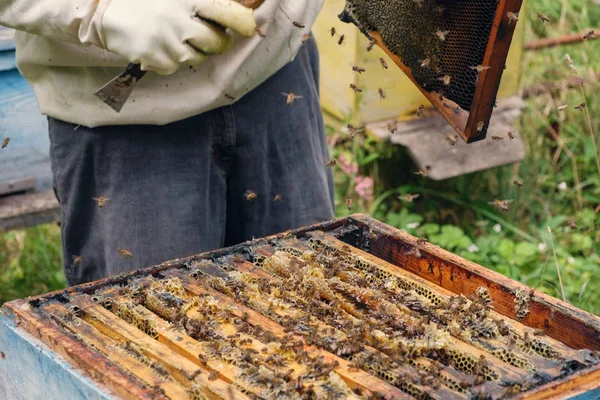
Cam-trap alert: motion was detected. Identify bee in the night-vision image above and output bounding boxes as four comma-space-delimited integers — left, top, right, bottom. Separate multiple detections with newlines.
72, 255, 84, 266
345, 198, 353, 211
416, 105, 425, 117
330, 27, 336, 37
557, 105, 567, 111
324, 159, 337, 167
533, 329, 545, 336
293, 21, 305, 29
347, 124, 364, 138
445, 132, 458, 146
470, 65, 490, 73
489, 199, 513, 212
119, 249, 133, 259
477, 121, 485, 132
378, 88, 387, 100
379, 58, 388, 69
513, 180, 524, 188
435, 30, 450, 41
398, 193, 420, 203
491, 135, 504, 141
338, 34, 345, 45
301, 34, 310, 43
583, 30, 596, 40
1, 137, 9, 149
415, 169, 428, 178
208, 371, 219, 381
537, 13, 550, 23
416, 237, 428, 246
349, 84, 362, 93
507, 12, 519, 25
366, 39, 376, 52
508, 132, 516, 139
282, 92, 302, 106
244, 190, 257, 201
255, 27, 266, 38
224, 94, 236, 102
565, 219, 578, 230
352, 66, 365, 74
574, 103, 586, 111
273, 194, 282, 202
419, 58, 431, 68
92, 196, 110, 208
405, 246, 422, 259
437, 75, 451, 85
387, 121, 398, 135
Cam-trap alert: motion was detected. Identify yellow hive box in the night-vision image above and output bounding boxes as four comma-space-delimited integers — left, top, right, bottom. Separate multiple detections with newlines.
313, 0, 525, 125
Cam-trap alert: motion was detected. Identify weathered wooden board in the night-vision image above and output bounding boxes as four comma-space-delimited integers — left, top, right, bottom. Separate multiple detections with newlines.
0, 190, 60, 232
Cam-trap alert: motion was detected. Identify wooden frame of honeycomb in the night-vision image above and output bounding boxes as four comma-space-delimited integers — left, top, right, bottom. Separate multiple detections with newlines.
2, 215, 599, 399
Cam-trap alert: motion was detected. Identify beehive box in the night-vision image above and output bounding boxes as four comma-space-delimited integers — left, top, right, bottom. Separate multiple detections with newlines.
313, 0, 525, 127
1, 215, 599, 400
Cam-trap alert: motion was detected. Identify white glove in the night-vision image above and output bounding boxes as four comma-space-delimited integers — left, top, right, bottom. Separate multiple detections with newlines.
101, 0, 257, 75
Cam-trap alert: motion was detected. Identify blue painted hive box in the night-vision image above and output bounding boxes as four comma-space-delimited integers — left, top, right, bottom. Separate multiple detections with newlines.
1, 215, 600, 399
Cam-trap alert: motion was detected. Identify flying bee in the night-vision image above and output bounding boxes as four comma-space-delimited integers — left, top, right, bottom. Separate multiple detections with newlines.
398, 193, 420, 203
437, 75, 451, 85
366, 39, 376, 51
445, 132, 458, 146
92, 196, 110, 208
477, 121, 485, 132
537, 13, 550, 23
255, 27, 266, 38
119, 249, 133, 259
491, 135, 504, 141
419, 58, 431, 68
352, 66, 365, 74
345, 198, 353, 211
416, 237, 428, 246
379, 58, 388, 69
507, 12, 519, 25
1, 137, 9, 149
415, 169, 428, 178
583, 30, 596, 40
513, 180, 524, 188
508, 131, 516, 139
208, 371, 219, 381
301, 34, 310, 43
347, 124, 364, 138
387, 121, 398, 135
378, 88, 387, 100
416, 104, 425, 116
349, 84, 362, 93
435, 30, 450, 41
489, 199, 513, 212
224, 94, 236, 102
244, 190, 257, 201
575, 103, 586, 111
557, 105, 567, 111
330, 27, 336, 37
282, 92, 302, 106
470, 65, 491, 73
72, 255, 84, 266
273, 194, 282, 202
293, 21, 305, 28
338, 34, 345, 45
324, 159, 337, 167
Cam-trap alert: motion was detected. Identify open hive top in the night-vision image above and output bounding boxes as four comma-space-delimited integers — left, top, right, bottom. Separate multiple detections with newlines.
3, 216, 600, 400
340, 0, 524, 142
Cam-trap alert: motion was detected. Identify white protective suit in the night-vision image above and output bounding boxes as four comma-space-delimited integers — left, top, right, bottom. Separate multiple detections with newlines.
0, 0, 324, 127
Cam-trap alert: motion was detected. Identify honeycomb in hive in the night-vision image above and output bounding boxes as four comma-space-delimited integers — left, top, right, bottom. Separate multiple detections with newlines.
2, 216, 599, 400
339, 0, 524, 142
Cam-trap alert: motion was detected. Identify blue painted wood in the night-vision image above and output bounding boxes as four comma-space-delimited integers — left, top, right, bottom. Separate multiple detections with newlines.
0, 67, 52, 192
0, 314, 113, 400
0, 50, 17, 72
0, 27, 15, 51
570, 388, 600, 400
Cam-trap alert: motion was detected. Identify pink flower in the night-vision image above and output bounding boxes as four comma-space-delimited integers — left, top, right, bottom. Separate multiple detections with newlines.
339, 154, 358, 175
355, 175, 374, 199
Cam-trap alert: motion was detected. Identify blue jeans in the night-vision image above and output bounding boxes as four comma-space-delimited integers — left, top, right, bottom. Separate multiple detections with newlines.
48, 37, 334, 286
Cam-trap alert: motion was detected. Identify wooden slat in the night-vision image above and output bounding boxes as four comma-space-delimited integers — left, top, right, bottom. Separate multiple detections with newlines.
164, 269, 413, 400
347, 214, 600, 351
44, 303, 191, 400
0, 189, 60, 232
2, 300, 159, 400
72, 296, 251, 400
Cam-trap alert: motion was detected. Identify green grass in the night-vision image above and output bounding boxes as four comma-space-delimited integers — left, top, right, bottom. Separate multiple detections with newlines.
1, 0, 598, 315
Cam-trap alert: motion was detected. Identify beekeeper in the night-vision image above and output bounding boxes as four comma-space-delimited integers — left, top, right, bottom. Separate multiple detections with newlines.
0, 0, 334, 285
